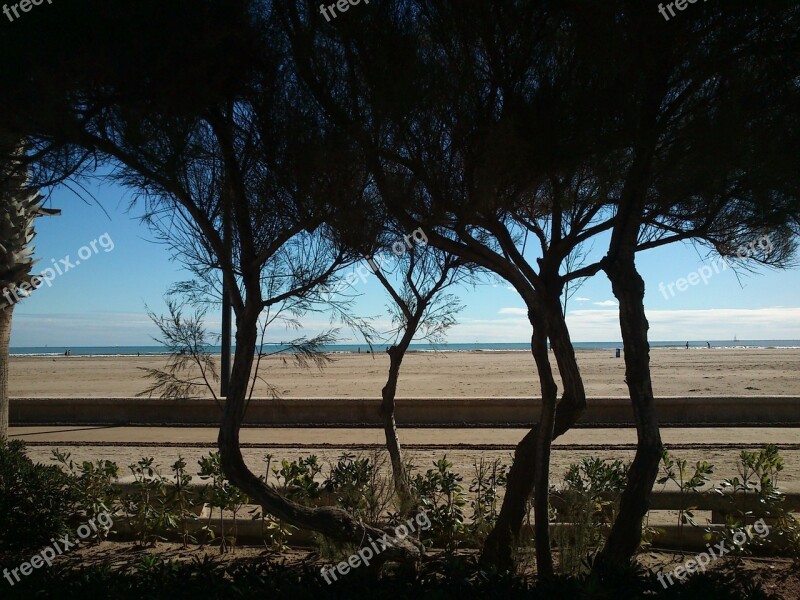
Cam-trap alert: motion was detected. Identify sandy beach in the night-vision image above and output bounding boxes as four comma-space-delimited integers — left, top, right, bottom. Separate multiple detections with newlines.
11, 348, 800, 487
10, 347, 800, 397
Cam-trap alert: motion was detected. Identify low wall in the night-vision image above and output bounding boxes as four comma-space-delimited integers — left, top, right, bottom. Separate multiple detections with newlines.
9, 396, 800, 426
107, 481, 800, 551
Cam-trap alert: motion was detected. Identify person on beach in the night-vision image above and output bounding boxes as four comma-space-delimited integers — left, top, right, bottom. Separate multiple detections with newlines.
685, 341, 689, 349
707, 341, 711, 349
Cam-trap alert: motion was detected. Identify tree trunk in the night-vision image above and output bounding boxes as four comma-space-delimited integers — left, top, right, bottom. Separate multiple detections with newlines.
381, 343, 412, 505
481, 297, 585, 572
529, 311, 557, 578
597, 256, 662, 566
217, 299, 422, 565
0, 305, 12, 439
380, 310, 421, 506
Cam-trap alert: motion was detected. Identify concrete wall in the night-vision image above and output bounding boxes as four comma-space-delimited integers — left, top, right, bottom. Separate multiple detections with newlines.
9, 396, 800, 426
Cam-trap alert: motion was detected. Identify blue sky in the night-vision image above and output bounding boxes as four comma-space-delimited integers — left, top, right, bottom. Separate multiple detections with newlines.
10, 180, 800, 347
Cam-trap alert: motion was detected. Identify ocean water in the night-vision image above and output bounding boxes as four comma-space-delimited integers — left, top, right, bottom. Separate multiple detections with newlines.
10, 340, 800, 357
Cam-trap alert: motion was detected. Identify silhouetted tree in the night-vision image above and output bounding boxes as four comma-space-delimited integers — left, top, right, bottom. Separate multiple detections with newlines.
0, 0, 423, 563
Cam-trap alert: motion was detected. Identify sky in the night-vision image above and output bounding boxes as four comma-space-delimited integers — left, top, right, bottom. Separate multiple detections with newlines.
9, 180, 800, 347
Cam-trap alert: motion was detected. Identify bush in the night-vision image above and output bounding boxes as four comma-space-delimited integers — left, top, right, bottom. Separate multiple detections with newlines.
411, 456, 467, 550
0, 439, 77, 557
552, 457, 628, 575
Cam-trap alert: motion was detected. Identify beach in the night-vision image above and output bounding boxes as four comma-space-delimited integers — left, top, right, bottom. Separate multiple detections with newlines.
10, 347, 800, 397
10, 347, 800, 490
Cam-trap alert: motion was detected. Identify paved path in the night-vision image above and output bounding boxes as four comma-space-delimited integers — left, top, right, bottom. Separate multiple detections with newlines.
9, 426, 800, 449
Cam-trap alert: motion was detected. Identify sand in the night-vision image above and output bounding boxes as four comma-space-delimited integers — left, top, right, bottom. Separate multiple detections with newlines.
10, 348, 800, 489
15, 430, 800, 489
10, 347, 800, 397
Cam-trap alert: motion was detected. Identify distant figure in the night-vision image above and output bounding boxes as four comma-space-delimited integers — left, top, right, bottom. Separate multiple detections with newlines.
685, 341, 689, 350
706, 341, 711, 349
64, 349, 68, 356
137, 352, 140, 357
357, 347, 360, 354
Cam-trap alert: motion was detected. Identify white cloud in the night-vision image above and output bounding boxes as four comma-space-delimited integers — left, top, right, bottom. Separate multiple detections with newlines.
445, 307, 800, 343
640, 307, 800, 341
592, 300, 619, 307
575, 297, 591, 302
11, 312, 159, 347
498, 307, 528, 315
14, 306, 800, 347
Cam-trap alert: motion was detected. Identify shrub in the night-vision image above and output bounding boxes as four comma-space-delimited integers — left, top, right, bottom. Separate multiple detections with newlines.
714, 444, 800, 559
469, 457, 508, 542
324, 451, 393, 525
0, 439, 77, 557
52, 448, 119, 534
272, 455, 322, 503
198, 452, 249, 553
552, 457, 628, 575
411, 456, 466, 550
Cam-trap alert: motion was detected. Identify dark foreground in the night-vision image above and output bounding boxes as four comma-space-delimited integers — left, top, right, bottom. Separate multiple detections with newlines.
1, 543, 796, 600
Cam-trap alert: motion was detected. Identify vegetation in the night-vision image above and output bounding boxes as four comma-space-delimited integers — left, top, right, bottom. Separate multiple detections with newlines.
0, 439, 76, 557
552, 458, 629, 576
0, 0, 798, 589
713, 445, 800, 559
3, 434, 800, 598
0, 154, 56, 438
0, 554, 783, 600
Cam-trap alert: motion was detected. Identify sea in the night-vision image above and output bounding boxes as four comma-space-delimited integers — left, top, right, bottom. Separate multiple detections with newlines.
10, 340, 800, 357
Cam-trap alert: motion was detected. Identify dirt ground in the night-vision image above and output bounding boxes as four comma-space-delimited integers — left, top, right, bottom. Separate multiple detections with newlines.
14, 425, 800, 491
39, 541, 800, 599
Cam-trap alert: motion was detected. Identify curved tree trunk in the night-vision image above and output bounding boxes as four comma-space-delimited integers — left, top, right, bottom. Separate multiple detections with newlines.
380, 330, 416, 505
481, 295, 586, 573
0, 305, 13, 439
597, 255, 662, 567
529, 310, 557, 578
218, 298, 422, 565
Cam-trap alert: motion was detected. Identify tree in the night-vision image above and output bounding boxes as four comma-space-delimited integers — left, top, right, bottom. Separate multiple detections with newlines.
370, 230, 467, 503
280, 0, 800, 573
5, 0, 798, 577
0, 142, 61, 438
540, 1, 800, 567
279, 0, 600, 573
1, 0, 423, 563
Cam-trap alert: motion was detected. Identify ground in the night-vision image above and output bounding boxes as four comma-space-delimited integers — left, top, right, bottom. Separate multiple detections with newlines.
31, 541, 800, 599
